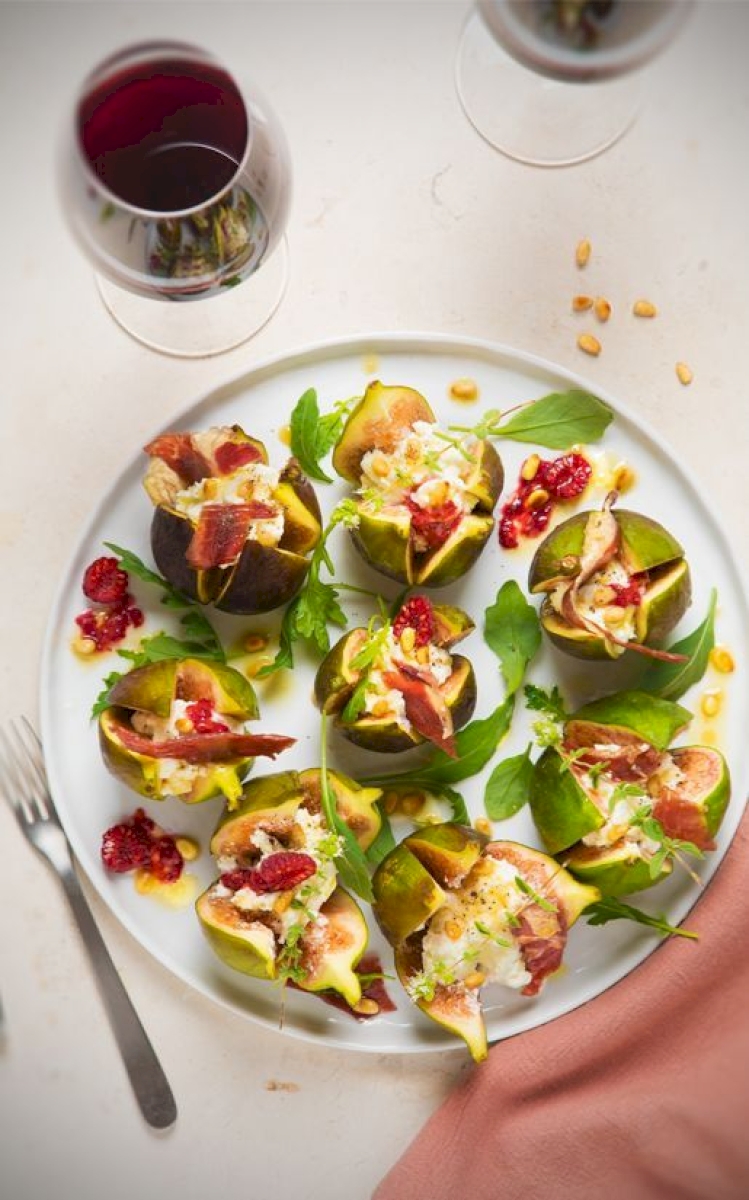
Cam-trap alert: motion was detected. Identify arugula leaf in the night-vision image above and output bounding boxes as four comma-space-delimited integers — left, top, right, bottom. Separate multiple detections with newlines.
484, 745, 534, 820
524, 683, 569, 721
104, 543, 225, 661
363, 695, 516, 795
586, 896, 699, 940
450, 389, 613, 450
484, 581, 541, 696
319, 715, 374, 902
638, 589, 717, 701
495, 390, 613, 448
288, 388, 355, 483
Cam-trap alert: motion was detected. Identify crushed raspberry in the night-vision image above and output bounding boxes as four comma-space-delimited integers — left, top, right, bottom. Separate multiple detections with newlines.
610, 575, 647, 607
101, 807, 184, 884
538, 453, 591, 500
406, 498, 462, 550
393, 596, 436, 646
149, 837, 184, 883
498, 452, 591, 550
82, 557, 129, 604
219, 868, 257, 892
75, 556, 143, 654
185, 699, 230, 735
247, 852, 317, 894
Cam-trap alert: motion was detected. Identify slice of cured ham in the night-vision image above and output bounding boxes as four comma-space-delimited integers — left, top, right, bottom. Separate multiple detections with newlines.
185, 502, 275, 569
144, 434, 213, 485
116, 727, 296, 763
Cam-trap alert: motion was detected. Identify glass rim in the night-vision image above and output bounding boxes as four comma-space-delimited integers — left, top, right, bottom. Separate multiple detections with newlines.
72, 38, 253, 220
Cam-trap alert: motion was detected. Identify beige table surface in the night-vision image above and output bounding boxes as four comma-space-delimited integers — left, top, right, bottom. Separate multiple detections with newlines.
1, 2, 748, 1198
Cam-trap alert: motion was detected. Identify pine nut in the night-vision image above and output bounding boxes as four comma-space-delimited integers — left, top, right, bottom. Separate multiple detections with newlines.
353, 998, 380, 1016
612, 462, 636, 492
416, 646, 430, 664
175, 717, 194, 734
572, 294, 593, 311
709, 645, 735, 674
577, 333, 601, 356
399, 626, 416, 654
526, 487, 550, 509
633, 299, 657, 318
72, 634, 96, 656
370, 454, 390, 477
243, 632, 268, 653
203, 478, 219, 498
245, 655, 273, 678
444, 920, 464, 941
400, 792, 424, 816
473, 817, 492, 837
175, 837, 200, 861
575, 239, 591, 268
449, 377, 479, 402
384, 791, 399, 814
700, 690, 723, 719
464, 971, 486, 990
594, 296, 612, 322
521, 454, 541, 481
675, 361, 693, 386
371, 699, 391, 718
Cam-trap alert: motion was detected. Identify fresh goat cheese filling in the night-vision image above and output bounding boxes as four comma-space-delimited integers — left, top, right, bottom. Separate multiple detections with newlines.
413, 858, 532, 997
359, 421, 480, 513
174, 462, 285, 547
360, 628, 453, 730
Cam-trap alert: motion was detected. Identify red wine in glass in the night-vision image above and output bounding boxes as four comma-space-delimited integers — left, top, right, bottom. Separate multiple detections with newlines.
59, 42, 291, 355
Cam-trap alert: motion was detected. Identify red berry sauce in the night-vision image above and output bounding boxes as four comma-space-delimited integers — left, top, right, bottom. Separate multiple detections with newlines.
393, 596, 436, 647
185, 699, 230, 734
74, 555, 144, 653
101, 807, 185, 884
498, 452, 592, 549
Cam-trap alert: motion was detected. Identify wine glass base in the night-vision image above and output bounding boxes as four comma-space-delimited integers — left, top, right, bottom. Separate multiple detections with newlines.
95, 238, 289, 358
455, 12, 641, 167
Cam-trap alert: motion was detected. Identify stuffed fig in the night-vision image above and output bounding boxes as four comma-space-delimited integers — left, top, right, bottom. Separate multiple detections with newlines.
98, 658, 295, 806
529, 690, 731, 895
314, 595, 477, 755
196, 768, 382, 1007
528, 493, 691, 659
143, 425, 322, 614
331, 381, 503, 587
372, 824, 598, 1061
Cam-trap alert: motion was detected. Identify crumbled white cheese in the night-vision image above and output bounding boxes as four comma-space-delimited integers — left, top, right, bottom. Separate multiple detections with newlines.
420, 857, 532, 992
359, 420, 480, 513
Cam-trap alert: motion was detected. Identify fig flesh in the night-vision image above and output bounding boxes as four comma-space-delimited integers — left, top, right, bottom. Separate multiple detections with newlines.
332, 382, 503, 587
144, 425, 322, 615
373, 825, 598, 1061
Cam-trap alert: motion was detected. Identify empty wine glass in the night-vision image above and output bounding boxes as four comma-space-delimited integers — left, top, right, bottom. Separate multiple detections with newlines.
455, 1, 692, 166
59, 40, 292, 357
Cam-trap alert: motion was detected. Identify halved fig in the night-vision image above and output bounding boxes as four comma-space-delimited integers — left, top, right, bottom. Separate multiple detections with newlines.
313, 596, 477, 755
529, 690, 731, 895
197, 767, 381, 1005
373, 826, 598, 1061
144, 425, 322, 615
332, 381, 503, 588
528, 497, 691, 660
98, 658, 295, 806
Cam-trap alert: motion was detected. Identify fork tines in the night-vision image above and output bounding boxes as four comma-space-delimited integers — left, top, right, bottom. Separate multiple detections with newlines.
0, 717, 55, 826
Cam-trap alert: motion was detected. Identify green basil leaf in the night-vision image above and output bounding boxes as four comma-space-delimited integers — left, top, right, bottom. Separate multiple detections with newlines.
639, 589, 717, 700
484, 745, 534, 820
497, 389, 613, 449
484, 580, 541, 696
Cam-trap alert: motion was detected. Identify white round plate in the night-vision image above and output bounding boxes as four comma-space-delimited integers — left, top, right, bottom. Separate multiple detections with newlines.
40, 333, 749, 1054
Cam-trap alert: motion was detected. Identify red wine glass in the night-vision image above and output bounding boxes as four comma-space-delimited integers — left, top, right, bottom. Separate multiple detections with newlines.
455, 1, 692, 167
59, 41, 292, 357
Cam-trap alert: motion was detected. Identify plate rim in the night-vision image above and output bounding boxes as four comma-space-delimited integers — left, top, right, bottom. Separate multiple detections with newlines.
39, 329, 749, 1054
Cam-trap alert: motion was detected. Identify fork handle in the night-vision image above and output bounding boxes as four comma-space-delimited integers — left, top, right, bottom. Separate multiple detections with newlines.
59, 866, 177, 1129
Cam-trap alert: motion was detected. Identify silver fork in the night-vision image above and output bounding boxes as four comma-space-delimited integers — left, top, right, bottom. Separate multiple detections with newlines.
0, 717, 177, 1129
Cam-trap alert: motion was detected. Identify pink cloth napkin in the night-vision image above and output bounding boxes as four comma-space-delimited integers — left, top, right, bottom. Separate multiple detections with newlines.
374, 809, 749, 1200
